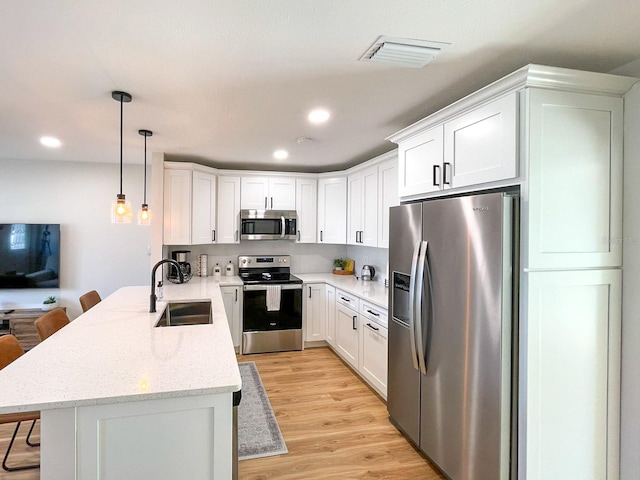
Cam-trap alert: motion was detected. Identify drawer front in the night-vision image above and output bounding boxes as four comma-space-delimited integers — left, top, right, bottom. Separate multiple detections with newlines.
360, 301, 387, 328
336, 289, 359, 310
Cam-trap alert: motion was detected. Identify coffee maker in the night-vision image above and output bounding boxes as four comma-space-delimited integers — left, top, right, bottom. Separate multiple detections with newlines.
168, 250, 193, 283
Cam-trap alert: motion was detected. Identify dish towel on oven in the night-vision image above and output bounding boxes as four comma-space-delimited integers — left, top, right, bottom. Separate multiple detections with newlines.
266, 285, 281, 311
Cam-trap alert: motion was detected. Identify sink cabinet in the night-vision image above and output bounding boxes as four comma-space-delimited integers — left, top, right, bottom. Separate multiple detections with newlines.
221, 286, 241, 348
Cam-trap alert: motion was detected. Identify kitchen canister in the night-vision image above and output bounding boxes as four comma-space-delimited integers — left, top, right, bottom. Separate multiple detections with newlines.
197, 254, 208, 277
225, 260, 235, 276
213, 263, 222, 276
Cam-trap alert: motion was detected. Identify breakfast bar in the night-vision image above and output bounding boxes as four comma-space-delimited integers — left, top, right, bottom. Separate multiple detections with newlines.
0, 283, 241, 479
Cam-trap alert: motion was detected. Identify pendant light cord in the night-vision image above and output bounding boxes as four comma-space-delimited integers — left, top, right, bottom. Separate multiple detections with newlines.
143, 134, 147, 204
119, 97, 124, 196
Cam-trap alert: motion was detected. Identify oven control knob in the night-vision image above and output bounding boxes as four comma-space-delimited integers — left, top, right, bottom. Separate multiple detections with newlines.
282, 258, 287, 263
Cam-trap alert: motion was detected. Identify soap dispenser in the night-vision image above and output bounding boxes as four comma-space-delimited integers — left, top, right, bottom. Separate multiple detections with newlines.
213, 263, 222, 276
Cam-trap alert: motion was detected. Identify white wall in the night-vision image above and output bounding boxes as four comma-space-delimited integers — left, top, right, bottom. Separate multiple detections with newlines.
0, 159, 151, 319
346, 245, 388, 283
166, 242, 348, 277
621, 81, 640, 480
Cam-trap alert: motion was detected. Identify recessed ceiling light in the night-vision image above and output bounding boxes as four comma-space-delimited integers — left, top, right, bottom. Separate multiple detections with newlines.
273, 149, 289, 160
308, 109, 330, 124
40, 136, 62, 148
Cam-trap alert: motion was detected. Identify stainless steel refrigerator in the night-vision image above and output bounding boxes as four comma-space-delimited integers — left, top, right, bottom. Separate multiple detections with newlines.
388, 191, 518, 480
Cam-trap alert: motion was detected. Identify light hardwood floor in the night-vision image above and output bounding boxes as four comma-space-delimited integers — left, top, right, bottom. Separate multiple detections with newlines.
0, 347, 445, 480
237, 347, 444, 480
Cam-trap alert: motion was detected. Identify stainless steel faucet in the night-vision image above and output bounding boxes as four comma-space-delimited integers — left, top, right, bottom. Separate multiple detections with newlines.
150, 259, 184, 313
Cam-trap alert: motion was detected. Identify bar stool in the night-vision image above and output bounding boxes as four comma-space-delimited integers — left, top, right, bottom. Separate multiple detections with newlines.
79, 290, 101, 313
34, 308, 70, 341
0, 334, 40, 472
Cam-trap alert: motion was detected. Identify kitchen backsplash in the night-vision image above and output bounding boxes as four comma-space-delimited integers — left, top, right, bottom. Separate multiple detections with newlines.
162, 243, 389, 283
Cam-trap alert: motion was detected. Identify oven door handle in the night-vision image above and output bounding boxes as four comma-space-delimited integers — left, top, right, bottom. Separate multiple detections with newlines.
243, 284, 302, 291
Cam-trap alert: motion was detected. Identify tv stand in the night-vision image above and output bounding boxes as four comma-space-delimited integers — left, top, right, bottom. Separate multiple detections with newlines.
0, 307, 66, 350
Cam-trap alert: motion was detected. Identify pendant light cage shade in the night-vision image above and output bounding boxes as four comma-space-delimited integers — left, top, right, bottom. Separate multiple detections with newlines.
138, 129, 153, 226
111, 90, 132, 224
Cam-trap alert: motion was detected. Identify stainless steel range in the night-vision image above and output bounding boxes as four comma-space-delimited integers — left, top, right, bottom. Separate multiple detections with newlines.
239, 255, 303, 354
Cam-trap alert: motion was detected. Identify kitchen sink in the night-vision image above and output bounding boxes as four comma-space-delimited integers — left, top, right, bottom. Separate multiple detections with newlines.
154, 300, 212, 327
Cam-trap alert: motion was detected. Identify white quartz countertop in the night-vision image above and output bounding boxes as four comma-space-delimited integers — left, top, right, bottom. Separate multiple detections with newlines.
295, 273, 388, 309
0, 278, 241, 414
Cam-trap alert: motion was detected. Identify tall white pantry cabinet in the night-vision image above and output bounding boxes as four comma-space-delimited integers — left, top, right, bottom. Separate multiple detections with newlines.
388, 64, 637, 480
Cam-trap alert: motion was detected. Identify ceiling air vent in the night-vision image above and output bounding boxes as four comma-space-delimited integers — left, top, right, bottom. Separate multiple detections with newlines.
360, 36, 449, 68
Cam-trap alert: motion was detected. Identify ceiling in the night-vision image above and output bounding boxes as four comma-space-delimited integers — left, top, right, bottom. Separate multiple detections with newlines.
1, 0, 640, 173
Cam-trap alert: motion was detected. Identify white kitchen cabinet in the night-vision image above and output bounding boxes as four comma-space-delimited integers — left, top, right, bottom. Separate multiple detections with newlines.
525, 88, 623, 270
240, 176, 295, 210
317, 177, 347, 244
163, 168, 192, 245
392, 92, 517, 198
304, 283, 326, 342
386, 65, 636, 480
325, 284, 336, 347
358, 316, 388, 399
295, 178, 317, 243
220, 285, 241, 348
377, 158, 399, 249
347, 165, 378, 246
191, 170, 217, 245
397, 125, 444, 197
216, 176, 241, 244
524, 269, 621, 480
443, 92, 517, 189
335, 290, 360, 370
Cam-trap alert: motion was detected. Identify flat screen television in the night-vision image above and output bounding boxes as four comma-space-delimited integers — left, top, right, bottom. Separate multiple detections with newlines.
0, 224, 60, 289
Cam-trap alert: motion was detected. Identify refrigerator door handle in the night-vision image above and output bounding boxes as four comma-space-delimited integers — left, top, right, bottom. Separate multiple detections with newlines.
408, 240, 421, 371
414, 240, 428, 375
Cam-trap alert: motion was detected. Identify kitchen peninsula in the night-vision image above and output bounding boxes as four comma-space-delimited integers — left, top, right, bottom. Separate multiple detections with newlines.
0, 281, 241, 480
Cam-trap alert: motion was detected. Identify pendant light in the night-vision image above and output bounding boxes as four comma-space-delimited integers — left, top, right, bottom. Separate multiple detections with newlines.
138, 129, 153, 225
110, 91, 133, 223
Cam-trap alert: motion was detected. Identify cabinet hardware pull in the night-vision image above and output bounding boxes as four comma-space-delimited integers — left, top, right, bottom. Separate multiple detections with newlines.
366, 323, 379, 331
320, 230, 323, 242
264, 196, 268, 209
433, 165, 441, 187
235, 289, 238, 302
366, 309, 379, 316
235, 230, 238, 242
298, 230, 301, 241
309, 286, 312, 298
353, 315, 357, 330
271, 197, 273, 209
443, 162, 451, 185
341, 297, 350, 302
212, 230, 216, 242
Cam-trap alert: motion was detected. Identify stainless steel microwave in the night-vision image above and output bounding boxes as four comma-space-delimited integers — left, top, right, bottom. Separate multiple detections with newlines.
240, 210, 298, 240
